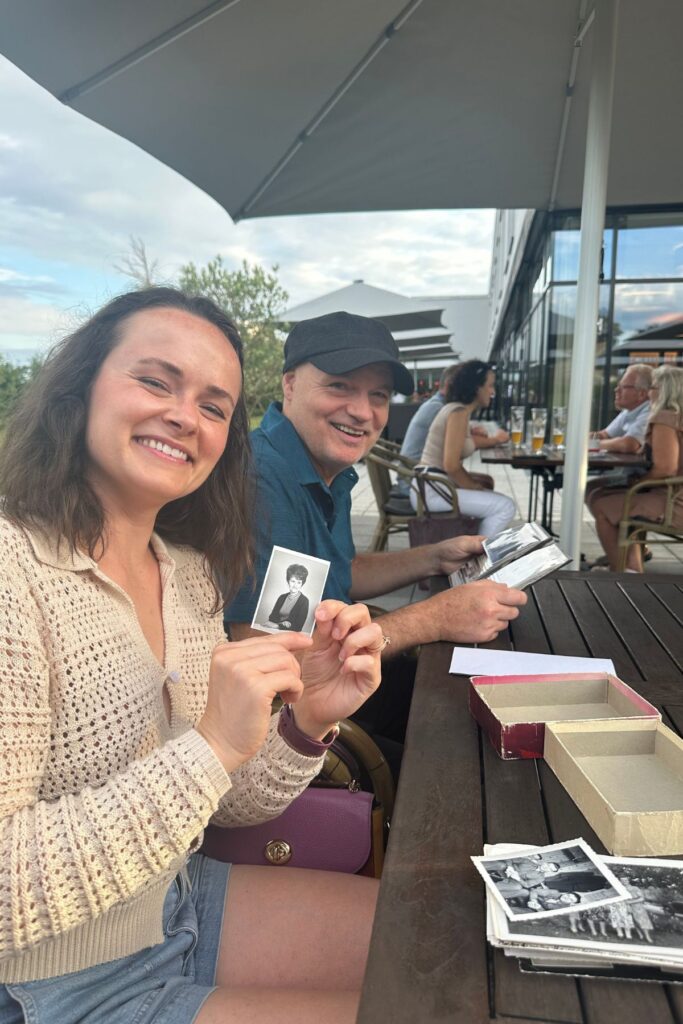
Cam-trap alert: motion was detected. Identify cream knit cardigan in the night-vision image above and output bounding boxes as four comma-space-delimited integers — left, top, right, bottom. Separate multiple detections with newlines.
0, 517, 323, 983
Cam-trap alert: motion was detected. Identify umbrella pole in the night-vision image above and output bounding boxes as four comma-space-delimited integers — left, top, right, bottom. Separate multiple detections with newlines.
559, 0, 620, 568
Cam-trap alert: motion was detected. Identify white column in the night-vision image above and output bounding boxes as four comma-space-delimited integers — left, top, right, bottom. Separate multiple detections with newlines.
559, 0, 620, 567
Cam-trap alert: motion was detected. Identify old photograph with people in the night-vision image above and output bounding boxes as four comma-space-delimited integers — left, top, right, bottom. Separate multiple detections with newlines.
494, 857, 683, 961
473, 839, 630, 921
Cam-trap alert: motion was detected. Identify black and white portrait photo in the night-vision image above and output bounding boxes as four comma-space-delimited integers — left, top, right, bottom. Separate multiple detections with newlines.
251, 546, 330, 637
473, 839, 630, 921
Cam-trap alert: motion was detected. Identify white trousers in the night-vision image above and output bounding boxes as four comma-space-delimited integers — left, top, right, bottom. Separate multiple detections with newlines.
410, 475, 516, 538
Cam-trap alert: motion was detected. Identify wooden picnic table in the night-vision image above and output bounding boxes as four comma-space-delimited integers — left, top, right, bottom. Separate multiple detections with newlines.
358, 570, 683, 1024
480, 445, 646, 531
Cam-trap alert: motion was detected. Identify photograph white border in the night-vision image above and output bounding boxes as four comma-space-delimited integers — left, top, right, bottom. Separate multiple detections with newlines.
472, 837, 630, 921
251, 545, 331, 637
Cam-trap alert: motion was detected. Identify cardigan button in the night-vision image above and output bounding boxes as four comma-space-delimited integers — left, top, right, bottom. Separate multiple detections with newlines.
167, 670, 181, 683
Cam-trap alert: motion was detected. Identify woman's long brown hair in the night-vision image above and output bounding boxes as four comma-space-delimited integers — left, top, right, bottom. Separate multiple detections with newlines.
0, 287, 254, 610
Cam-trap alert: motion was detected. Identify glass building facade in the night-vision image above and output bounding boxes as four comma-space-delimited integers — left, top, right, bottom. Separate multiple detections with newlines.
490, 208, 683, 430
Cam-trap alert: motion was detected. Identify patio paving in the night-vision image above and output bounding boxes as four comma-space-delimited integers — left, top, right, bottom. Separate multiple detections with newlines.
351, 449, 683, 609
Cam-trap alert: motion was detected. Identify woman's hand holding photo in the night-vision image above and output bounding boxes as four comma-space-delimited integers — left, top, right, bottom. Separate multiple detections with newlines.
196, 631, 313, 772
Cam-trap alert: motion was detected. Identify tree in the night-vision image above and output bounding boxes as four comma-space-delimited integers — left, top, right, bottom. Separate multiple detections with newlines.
178, 256, 289, 416
0, 355, 43, 428
114, 235, 161, 288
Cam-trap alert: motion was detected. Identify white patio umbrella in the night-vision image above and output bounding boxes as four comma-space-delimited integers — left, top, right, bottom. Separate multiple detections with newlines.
2, 0, 682, 564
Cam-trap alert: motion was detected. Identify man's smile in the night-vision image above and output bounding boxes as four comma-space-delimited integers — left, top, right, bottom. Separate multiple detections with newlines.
330, 422, 366, 438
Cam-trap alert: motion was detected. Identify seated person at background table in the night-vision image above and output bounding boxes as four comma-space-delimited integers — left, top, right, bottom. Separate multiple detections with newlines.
591, 362, 653, 454
269, 562, 310, 631
413, 359, 516, 536
225, 312, 526, 751
588, 364, 683, 572
400, 363, 507, 462
396, 364, 508, 496
582, 363, 652, 566
0, 289, 383, 1024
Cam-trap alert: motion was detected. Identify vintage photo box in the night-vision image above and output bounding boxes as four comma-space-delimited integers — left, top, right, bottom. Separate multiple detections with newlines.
469, 672, 659, 760
543, 718, 683, 857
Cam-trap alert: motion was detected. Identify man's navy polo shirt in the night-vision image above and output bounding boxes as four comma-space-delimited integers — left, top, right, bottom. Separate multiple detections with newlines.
225, 402, 358, 624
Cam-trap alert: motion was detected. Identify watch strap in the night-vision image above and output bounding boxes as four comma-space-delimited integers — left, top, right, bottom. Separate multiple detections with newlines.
277, 703, 339, 757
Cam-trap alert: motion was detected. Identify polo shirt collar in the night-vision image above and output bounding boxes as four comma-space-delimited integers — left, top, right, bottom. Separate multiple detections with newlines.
260, 402, 358, 494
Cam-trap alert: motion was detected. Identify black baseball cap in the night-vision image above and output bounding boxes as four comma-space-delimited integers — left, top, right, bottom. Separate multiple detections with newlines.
282, 311, 414, 395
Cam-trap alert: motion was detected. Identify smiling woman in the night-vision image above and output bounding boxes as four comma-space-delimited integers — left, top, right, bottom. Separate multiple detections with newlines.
0, 287, 382, 1024
0, 288, 253, 605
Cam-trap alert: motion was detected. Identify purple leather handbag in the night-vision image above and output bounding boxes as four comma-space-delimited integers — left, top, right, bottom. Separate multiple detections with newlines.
201, 786, 374, 874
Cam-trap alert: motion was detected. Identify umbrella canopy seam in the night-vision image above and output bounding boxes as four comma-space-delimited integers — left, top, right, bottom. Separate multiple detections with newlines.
233, 0, 425, 221
58, 0, 244, 105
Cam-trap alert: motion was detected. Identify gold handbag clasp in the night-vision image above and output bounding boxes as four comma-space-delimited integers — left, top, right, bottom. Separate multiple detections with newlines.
264, 839, 292, 865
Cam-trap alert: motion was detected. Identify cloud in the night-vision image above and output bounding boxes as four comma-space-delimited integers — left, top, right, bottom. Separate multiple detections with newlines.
0, 294, 79, 350
0, 55, 495, 350
0, 266, 65, 298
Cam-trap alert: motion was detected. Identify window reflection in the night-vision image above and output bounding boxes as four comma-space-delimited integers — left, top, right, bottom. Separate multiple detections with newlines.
551, 222, 613, 282
492, 210, 683, 432
612, 282, 683, 374
616, 213, 683, 279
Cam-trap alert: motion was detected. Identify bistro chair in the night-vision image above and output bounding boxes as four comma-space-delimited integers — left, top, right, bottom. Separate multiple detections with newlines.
616, 475, 683, 570
374, 436, 403, 455
364, 448, 415, 550
365, 446, 477, 551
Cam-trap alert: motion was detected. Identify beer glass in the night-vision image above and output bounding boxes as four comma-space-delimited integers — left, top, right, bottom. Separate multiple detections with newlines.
552, 406, 566, 449
531, 407, 547, 453
510, 406, 525, 448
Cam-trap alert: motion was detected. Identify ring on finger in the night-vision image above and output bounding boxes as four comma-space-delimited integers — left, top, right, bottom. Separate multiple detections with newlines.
370, 634, 392, 653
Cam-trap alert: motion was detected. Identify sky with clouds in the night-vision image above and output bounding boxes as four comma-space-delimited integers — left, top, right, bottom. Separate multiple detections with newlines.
0, 55, 495, 355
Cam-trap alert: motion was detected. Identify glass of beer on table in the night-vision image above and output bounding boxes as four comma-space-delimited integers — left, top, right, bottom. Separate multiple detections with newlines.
552, 406, 567, 449
531, 407, 547, 452
510, 406, 525, 448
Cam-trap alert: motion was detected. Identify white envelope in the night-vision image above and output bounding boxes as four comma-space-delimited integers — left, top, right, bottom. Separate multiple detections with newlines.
449, 647, 615, 676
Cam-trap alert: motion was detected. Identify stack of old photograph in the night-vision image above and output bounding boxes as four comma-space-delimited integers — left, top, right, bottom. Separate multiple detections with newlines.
448, 522, 569, 590
473, 839, 683, 983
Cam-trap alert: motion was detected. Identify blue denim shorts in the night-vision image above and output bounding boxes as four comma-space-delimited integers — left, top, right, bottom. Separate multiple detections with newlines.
0, 854, 230, 1024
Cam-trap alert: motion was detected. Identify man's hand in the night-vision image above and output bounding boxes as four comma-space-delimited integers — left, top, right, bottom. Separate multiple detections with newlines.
430, 579, 527, 643
492, 427, 510, 444
430, 534, 486, 575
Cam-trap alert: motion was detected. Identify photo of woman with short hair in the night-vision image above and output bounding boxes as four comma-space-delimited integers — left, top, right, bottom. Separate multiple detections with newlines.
268, 563, 310, 631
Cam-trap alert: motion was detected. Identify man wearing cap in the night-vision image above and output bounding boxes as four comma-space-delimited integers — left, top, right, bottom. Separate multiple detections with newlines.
225, 313, 526, 746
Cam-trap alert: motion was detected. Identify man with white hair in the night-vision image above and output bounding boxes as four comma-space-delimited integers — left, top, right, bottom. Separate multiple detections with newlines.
585, 362, 654, 565
592, 362, 653, 453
